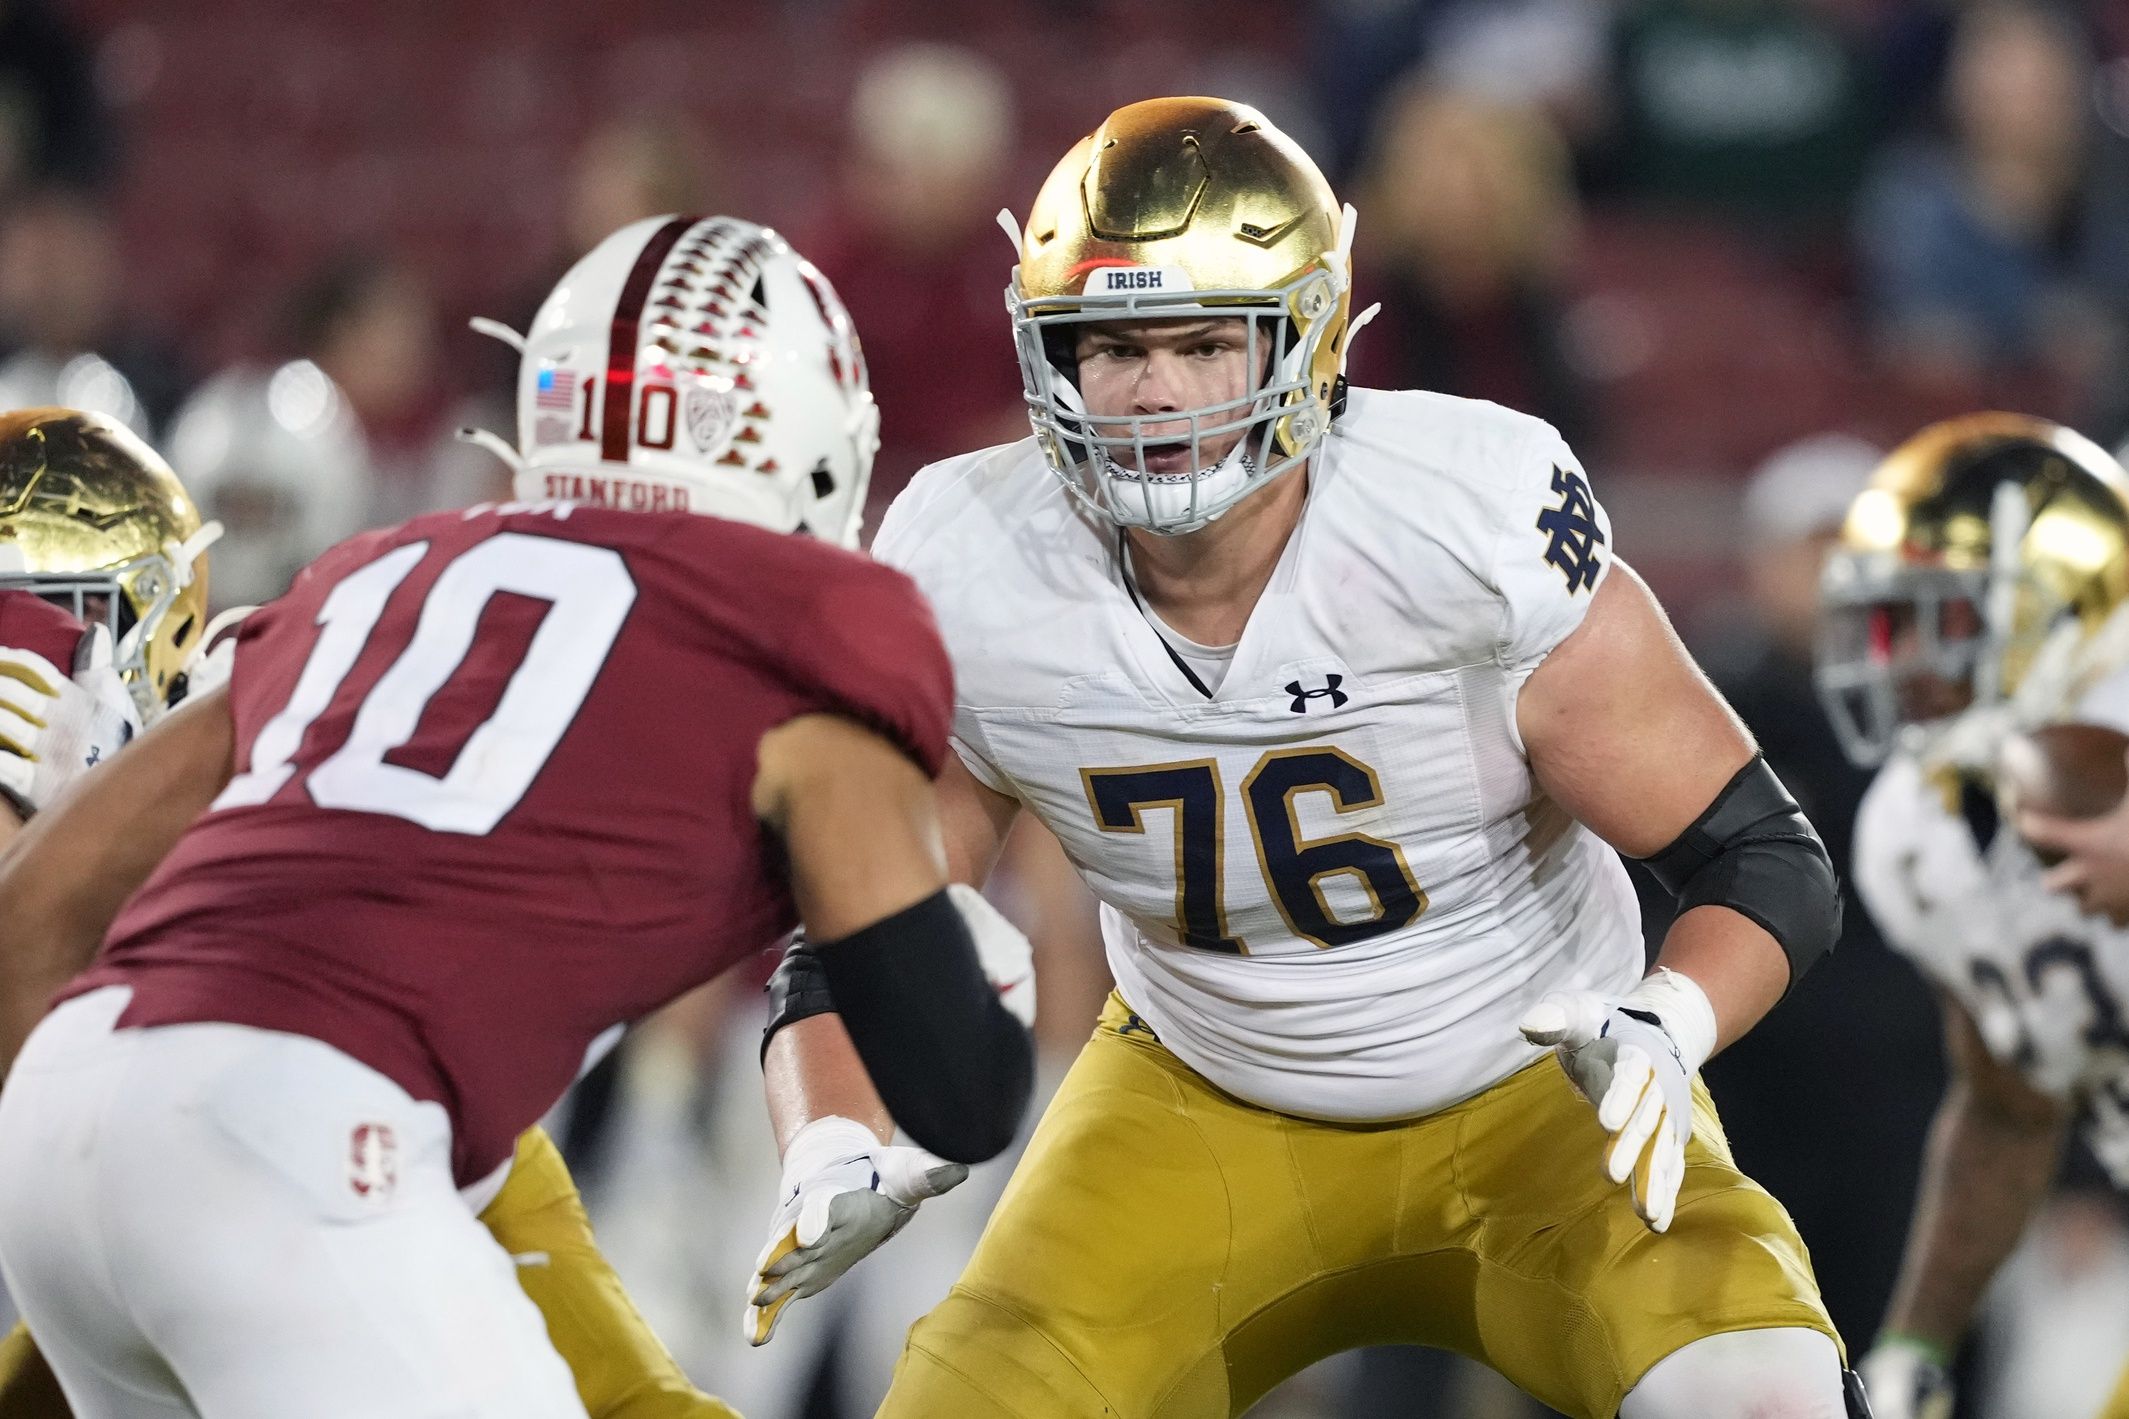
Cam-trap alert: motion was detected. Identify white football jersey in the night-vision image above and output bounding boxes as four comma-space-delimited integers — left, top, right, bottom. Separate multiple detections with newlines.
874, 388, 1643, 1122
1854, 734, 2129, 1187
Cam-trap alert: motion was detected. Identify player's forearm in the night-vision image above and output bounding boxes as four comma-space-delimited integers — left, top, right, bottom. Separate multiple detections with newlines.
759, 749, 1020, 1157
0, 689, 233, 1068
763, 1013, 894, 1155
1650, 904, 1791, 1054
1879, 1078, 2067, 1349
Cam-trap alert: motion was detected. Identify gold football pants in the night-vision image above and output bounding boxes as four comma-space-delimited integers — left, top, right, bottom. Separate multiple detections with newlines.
0, 1127, 737, 1419
880, 993, 1837, 1419
2102, 1356, 2129, 1419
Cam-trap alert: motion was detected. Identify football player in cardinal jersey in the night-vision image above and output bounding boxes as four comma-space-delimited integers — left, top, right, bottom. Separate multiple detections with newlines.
0, 409, 771, 1419
0, 216, 1033, 1419
1819, 414, 2129, 1419
749, 97, 1864, 1419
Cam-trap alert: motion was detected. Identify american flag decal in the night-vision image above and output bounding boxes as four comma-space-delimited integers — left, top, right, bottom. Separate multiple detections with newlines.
535, 367, 579, 411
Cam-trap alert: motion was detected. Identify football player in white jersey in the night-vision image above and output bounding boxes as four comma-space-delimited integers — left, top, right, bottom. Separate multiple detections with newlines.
745, 97, 1863, 1418
1819, 414, 2129, 1419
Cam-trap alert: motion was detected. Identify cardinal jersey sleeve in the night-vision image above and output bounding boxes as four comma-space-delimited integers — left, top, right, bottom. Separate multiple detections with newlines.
0, 591, 89, 670
1490, 421, 1613, 676
872, 445, 1023, 796
655, 512, 958, 778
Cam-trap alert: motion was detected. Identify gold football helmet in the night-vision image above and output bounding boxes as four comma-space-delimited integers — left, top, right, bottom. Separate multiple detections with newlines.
1008, 96, 1360, 534
0, 408, 217, 716
1815, 412, 2129, 766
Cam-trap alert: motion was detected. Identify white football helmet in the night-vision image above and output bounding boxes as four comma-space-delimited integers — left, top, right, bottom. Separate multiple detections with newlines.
475, 215, 878, 547
167, 362, 375, 610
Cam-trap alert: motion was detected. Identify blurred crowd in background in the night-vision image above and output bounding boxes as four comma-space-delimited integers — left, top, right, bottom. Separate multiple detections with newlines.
8, 0, 2129, 1415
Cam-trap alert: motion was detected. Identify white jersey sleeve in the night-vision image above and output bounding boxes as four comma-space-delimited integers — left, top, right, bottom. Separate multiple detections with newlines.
2071, 662, 2129, 737
1851, 756, 1982, 977
1489, 420, 1614, 677
873, 443, 1026, 798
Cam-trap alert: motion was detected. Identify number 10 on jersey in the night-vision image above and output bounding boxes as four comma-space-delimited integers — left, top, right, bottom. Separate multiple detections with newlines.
1080, 748, 1427, 955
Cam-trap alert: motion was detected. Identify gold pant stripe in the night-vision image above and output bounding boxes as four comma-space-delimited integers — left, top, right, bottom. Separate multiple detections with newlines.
880, 992, 1836, 1419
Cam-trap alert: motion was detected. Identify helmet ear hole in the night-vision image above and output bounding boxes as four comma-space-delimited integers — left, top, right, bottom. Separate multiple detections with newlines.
810, 462, 836, 498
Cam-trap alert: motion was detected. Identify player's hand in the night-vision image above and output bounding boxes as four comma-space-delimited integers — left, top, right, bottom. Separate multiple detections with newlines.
950, 882, 1036, 1027
0, 628, 141, 816
2018, 749, 2129, 924
1518, 968, 1717, 1234
743, 1116, 967, 1346
1855, 1339, 1954, 1419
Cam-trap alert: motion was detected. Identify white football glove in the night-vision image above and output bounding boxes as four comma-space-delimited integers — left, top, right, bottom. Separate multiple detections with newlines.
0, 626, 141, 817
949, 881, 1036, 1027
1855, 1339, 1954, 1419
743, 1116, 967, 1346
1518, 967, 1717, 1234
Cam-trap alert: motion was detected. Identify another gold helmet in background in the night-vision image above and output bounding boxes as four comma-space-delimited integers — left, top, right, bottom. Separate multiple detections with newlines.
1816, 412, 2129, 766
0, 407, 215, 717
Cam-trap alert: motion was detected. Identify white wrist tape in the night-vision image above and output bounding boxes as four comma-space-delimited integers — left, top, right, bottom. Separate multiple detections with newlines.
1622, 967, 1718, 1077
778, 1116, 879, 1187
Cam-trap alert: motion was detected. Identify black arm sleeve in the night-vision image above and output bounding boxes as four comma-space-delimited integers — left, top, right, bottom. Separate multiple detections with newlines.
761, 937, 834, 1062
1636, 753, 1843, 988
810, 888, 1034, 1164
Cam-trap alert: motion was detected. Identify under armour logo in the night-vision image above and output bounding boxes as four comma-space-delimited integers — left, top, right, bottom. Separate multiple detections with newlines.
1536, 465, 1605, 594
1286, 675, 1348, 713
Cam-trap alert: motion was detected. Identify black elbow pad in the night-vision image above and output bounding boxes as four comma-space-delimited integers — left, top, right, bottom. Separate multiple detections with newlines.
813, 888, 1034, 1164
1637, 753, 1842, 988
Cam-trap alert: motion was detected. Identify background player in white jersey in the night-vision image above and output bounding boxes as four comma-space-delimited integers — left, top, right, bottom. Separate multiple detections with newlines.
0, 404, 750, 1419
1818, 414, 2129, 1419
745, 96, 1867, 1419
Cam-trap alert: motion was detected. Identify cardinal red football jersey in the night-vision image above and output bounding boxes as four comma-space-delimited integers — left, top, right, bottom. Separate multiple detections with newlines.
69, 502, 951, 1182
0, 590, 90, 670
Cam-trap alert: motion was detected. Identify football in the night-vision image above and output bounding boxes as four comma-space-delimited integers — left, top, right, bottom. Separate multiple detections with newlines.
1996, 723, 2129, 860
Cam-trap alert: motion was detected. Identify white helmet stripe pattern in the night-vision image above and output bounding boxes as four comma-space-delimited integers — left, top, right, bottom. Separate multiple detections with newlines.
489, 214, 881, 548
599, 216, 693, 464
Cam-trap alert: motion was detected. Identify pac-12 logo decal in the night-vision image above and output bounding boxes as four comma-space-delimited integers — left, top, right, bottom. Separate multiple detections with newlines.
1537, 465, 1605, 594
349, 1123, 398, 1200
684, 387, 739, 454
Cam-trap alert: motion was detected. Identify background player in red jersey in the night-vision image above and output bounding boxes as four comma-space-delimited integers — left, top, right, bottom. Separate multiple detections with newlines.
0, 217, 1034, 1419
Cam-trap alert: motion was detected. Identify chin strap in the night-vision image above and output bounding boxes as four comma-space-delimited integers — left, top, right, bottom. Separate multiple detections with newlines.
994, 208, 1025, 261
467, 316, 527, 353
463, 315, 530, 477
457, 426, 524, 474
172, 520, 223, 584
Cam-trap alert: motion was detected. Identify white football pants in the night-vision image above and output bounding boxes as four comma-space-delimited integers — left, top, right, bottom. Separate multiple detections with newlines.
0, 986, 588, 1419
